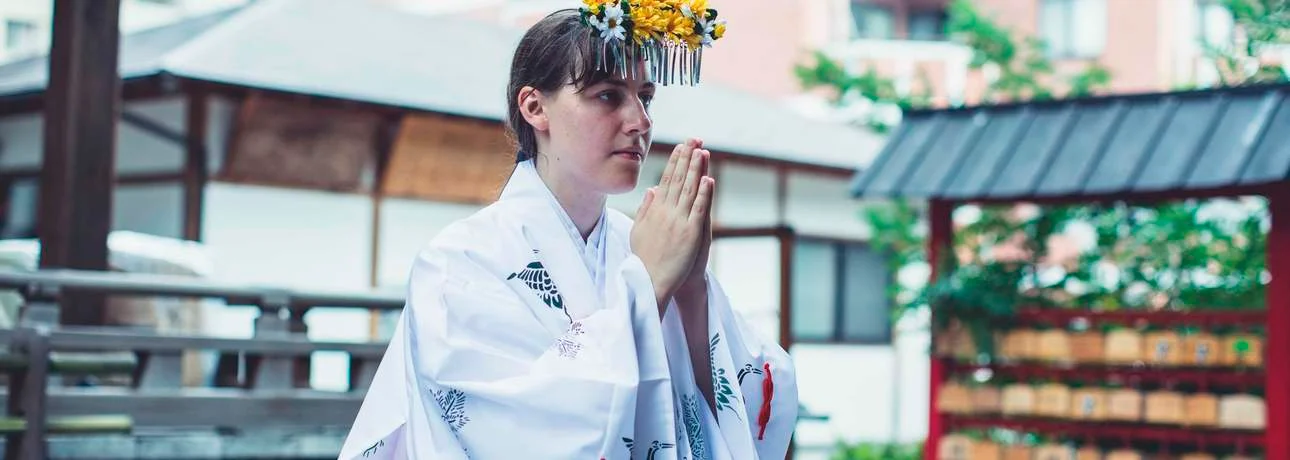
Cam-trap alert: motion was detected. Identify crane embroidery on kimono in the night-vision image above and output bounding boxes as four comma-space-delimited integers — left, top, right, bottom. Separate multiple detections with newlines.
361, 440, 384, 457
682, 394, 707, 460
507, 251, 571, 322
709, 333, 739, 418
623, 437, 675, 460
737, 363, 763, 385
553, 321, 586, 359
432, 387, 470, 432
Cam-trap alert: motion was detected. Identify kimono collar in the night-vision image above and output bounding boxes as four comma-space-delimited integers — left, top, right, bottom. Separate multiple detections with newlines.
501, 158, 606, 250
499, 158, 610, 322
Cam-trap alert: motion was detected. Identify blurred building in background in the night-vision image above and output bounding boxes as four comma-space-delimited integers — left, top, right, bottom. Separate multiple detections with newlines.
0, 0, 1278, 458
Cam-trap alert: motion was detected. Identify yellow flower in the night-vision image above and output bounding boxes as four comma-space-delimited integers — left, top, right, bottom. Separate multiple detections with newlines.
668, 14, 694, 39
583, 0, 606, 15
689, 0, 709, 17
713, 21, 726, 39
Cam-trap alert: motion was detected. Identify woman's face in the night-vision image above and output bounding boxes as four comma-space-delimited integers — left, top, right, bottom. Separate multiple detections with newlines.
532, 69, 656, 195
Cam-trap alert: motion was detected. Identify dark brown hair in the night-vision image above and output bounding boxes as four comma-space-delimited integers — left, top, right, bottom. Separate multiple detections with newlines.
505, 9, 625, 162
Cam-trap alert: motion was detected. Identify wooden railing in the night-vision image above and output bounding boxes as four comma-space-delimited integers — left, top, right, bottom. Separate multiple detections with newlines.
0, 268, 404, 460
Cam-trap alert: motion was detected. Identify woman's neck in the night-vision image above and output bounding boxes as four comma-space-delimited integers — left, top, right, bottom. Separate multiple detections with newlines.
534, 157, 605, 240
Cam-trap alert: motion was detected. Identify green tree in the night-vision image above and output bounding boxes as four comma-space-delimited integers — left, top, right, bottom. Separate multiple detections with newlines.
794, 0, 1113, 122
1204, 0, 1290, 85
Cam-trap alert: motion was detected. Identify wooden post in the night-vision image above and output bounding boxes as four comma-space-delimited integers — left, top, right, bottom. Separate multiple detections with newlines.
183, 90, 209, 242
776, 225, 794, 460
776, 226, 794, 350
1266, 185, 1290, 460
923, 199, 953, 460
37, 0, 122, 325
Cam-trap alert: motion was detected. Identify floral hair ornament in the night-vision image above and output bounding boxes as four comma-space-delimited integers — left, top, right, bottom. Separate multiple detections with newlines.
579, 0, 727, 86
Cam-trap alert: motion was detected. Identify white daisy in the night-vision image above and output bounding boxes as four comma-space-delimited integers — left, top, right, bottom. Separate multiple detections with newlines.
600, 3, 626, 42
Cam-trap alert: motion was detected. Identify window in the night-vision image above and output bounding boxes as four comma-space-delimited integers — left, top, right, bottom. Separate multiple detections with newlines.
4, 20, 37, 52
1039, 0, 1107, 58
791, 238, 892, 344
1196, 0, 1234, 51
851, 2, 895, 39
908, 10, 947, 41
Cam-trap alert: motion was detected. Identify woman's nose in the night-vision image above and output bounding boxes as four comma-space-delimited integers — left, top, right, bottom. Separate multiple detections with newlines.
623, 100, 652, 135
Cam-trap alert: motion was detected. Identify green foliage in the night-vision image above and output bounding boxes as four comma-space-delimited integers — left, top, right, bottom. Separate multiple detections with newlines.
876, 198, 1269, 357
794, 52, 933, 133
792, 0, 1114, 135
944, 0, 1110, 102
1202, 0, 1290, 85
831, 441, 922, 460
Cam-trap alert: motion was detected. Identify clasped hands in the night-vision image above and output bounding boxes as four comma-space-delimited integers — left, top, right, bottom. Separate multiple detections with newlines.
629, 139, 714, 314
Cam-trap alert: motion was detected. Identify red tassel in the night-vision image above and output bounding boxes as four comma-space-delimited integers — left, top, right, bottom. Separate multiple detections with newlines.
757, 362, 773, 440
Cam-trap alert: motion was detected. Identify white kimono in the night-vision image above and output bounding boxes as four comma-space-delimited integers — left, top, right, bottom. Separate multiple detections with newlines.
340, 159, 798, 459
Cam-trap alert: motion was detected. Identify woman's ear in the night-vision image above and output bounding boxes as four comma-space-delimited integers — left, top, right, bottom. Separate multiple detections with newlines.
518, 86, 549, 132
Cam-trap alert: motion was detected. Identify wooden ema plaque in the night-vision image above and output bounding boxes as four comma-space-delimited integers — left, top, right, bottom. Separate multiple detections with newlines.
1070, 388, 1107, 420
973, 441, 1002, 460
1106, 389, 1143, 421
1034, 444, 1075, 460
1185, 393, 1219, 426
936, 321, 974, 358
1144, 390, 1185, 424
1105, 449, 1143, 460
938, 382, 974, 414
1218, 394, 1266, 429
1075, 447, 1102, 460
1183, 333, 1220, 367
998, 330, 1037, 362
1003, 445, 1032, 460
1142, 331, 1182, 366
1001, 384, 1036, 416
1104, 330, 1143, 364
1220, 334, 1263, 367
1069, 332, 1104, 364
1035, 383, 1071, 418
938, 434, 974, 460
1036, 330, 1072, 363
972, 386, 1002, 414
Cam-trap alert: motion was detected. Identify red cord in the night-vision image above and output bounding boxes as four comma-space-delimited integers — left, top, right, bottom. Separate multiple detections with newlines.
757, 362, 774, 440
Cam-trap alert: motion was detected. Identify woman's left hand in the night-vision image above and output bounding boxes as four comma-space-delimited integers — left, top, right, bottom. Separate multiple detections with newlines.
675, 142, 713, 301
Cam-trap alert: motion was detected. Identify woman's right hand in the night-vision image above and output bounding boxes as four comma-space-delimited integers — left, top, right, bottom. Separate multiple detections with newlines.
631, 139, 715, 315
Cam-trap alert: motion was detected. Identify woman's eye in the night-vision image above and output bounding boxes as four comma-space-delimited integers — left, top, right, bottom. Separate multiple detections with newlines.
640, 93, 654, 108
598, 90, 622, 105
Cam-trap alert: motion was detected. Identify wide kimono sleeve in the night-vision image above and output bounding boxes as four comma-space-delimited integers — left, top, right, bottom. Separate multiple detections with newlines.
697, 271, 800, 460
339, 238, 675, 460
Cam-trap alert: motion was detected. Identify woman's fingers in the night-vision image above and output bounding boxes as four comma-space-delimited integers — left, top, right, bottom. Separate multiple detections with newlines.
690, 176, 715, 222
658, 145, 682, 199
680, 148, 707, 207
637, 186, 656, 221
666, 140, 698, 205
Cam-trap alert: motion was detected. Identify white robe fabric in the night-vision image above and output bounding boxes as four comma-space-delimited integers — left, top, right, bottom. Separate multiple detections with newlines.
340, 159, 799, 459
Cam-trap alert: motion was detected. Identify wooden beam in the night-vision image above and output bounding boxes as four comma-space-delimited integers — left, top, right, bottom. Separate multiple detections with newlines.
923, 199, 954, 460
184, 91, 209, 242
38, 0, 122, 326
368, 114, 401, 340
775, 164, 787, 225
0, 168, 182, 185
1265, 184, 1290, 460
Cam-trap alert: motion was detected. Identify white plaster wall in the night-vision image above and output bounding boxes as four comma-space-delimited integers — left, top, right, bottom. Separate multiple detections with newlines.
377, 198, 483, 290
201, 182, 374, 391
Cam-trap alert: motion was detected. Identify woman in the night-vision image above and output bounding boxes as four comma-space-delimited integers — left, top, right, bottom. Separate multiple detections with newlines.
341, 4, 798, 459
